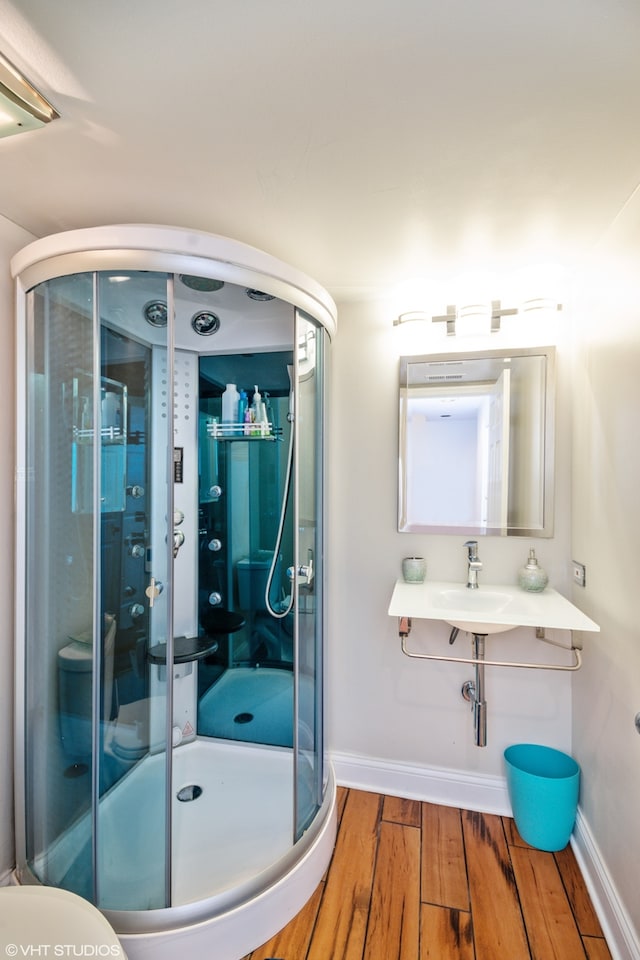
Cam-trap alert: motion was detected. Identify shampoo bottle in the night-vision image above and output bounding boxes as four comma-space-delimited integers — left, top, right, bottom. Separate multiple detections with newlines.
221, 383, 239, 423
243, 406, 252, 436
518, 548, 549, 592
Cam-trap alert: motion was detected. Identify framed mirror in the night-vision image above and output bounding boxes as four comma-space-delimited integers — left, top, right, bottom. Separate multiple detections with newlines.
398, 346, 555, 536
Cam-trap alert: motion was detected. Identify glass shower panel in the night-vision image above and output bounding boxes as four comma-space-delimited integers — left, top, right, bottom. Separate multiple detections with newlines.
22, 271, 172, 910
95, 271, 172, 910
196, 350, 296, 749
24, 274, 96, 893
294, 313, 325, 839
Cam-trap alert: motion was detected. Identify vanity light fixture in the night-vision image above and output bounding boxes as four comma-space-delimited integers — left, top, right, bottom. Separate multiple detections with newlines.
394, 299, 560, 336
456, 303, 493, 338
395, 305, 457, 335
0, 52, 59, 139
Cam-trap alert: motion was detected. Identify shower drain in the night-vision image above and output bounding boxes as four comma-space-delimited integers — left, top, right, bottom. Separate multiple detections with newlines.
64, 763, 89, 779
177, 784, 203, 802
234, 712, 254, 724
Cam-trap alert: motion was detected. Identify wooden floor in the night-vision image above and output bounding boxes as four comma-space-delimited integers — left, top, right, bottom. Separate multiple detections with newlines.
244, 787, 612, 960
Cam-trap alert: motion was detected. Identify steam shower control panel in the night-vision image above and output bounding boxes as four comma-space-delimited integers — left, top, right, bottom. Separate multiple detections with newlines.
174, 447, 184, 483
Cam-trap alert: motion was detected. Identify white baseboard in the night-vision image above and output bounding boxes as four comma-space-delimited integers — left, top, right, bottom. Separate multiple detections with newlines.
330, 750, 511, 815
330, 750, 639, 960
571, 809, 640, 960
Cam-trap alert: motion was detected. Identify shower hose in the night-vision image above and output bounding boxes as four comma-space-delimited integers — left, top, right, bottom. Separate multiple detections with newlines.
264, 411, 294, 619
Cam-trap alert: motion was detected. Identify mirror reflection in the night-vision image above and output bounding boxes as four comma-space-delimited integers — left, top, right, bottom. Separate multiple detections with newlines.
399, 346, 555, 536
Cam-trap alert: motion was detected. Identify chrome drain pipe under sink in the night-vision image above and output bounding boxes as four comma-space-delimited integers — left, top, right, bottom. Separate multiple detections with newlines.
461, 633, 488, 747
397, 616, 583, 747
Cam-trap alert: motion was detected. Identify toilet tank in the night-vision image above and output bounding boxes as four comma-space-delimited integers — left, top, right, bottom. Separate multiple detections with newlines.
58, 639, 94, 760
57, 617, 116, 760
237, 551, 281, 612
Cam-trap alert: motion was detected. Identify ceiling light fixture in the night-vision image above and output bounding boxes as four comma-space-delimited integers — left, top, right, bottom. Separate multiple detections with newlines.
0, 52, 59, 139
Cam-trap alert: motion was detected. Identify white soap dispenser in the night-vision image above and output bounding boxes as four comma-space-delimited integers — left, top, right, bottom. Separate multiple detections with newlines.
518, 548, 549, 593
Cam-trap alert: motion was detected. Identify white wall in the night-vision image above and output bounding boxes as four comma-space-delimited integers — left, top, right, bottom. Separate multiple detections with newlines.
0, 215, 36, 880
326, 300, 575, 788
2, 207, 635, 950
571, 199, 640, 946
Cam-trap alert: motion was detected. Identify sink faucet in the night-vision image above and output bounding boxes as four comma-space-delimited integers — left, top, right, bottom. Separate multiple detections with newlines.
464, 540, 482, 589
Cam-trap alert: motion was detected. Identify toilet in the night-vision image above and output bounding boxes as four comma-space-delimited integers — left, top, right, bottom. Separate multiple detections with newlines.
0, 885, 126, 956
58, 615, 149, 782
104, 699, 150, 769
58, 614, 116, 762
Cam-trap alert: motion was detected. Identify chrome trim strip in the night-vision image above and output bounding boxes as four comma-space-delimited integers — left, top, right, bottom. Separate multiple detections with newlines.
164, 274, 175, 906
292, 308, 300, 842
13, 280, 28, 880
91, 273, 101, 903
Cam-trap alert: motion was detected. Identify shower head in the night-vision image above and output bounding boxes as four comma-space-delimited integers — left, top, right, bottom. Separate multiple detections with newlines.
179, 275, 224, 293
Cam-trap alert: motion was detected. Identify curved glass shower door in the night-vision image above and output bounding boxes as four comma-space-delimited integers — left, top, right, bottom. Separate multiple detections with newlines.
20, 271, 173, 909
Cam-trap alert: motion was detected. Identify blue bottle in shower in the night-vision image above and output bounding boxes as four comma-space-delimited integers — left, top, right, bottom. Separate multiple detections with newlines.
237, 389, 248, 426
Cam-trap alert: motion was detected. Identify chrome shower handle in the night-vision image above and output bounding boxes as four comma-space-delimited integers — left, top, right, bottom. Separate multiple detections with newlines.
287, 562, 313, 585
173, 530, 185, 558
145, 577, 164, 607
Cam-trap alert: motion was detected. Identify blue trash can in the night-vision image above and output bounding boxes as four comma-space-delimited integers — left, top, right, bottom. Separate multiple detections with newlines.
504, 744, 580, 852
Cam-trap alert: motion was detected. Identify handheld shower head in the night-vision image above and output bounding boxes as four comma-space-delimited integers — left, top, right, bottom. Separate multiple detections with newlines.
287, 364, 294, 420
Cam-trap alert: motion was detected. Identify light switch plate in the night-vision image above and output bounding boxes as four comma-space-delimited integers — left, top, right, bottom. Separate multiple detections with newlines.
572, 561, 586, 587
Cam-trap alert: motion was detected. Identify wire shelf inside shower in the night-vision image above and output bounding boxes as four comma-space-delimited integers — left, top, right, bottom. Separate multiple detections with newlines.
206, 420, 282, 441
72, 425, 125, 444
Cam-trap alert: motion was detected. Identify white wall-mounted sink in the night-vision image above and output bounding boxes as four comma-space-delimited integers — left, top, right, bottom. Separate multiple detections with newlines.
388, 580, 600, 634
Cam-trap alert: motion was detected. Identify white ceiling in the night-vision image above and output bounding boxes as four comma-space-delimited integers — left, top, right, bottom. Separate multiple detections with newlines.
2, 0, 640, 303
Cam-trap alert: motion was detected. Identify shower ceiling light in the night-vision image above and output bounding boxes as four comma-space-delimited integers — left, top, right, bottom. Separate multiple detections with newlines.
179, 275, 224, 293
0, 52, 59, 139
246, 289, 275, 302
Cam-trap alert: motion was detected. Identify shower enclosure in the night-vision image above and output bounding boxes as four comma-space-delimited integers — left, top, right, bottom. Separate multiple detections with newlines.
12, 225, 337, 960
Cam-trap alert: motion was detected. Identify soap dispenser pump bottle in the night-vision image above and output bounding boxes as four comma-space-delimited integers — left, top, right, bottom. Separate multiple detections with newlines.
518, 548, 549, 593
251, 385, 266, 435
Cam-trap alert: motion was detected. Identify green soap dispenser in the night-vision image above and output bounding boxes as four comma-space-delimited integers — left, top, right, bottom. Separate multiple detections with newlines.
518, 548, 549, 592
